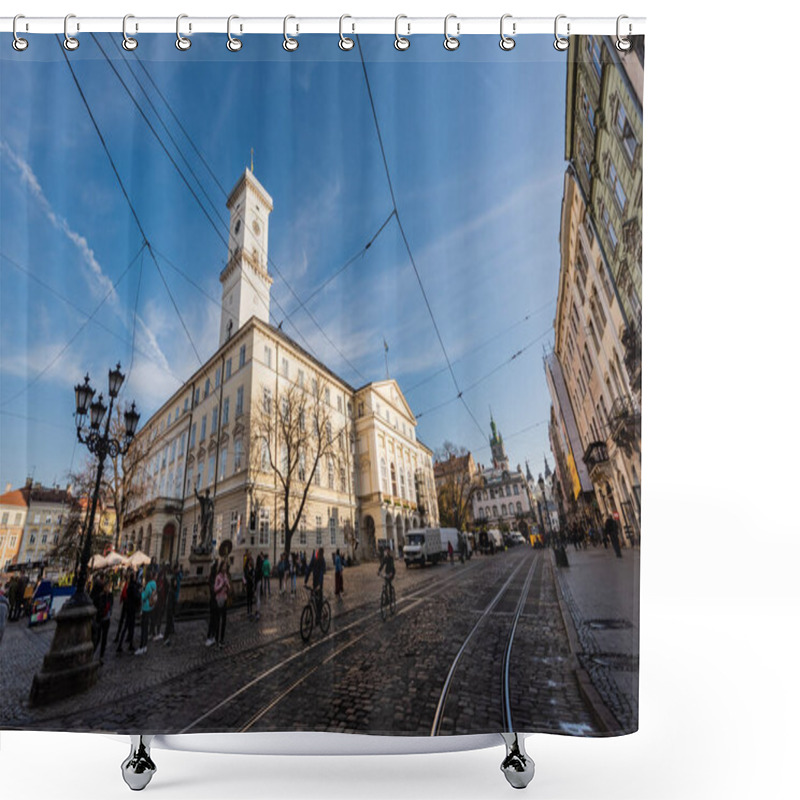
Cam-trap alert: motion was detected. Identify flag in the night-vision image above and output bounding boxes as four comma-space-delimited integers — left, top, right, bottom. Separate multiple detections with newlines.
383, 338, 389, 353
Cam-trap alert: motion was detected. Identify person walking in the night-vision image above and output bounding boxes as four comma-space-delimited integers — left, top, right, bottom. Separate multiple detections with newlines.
255, 552, 264, 599
151, 565, 167, 641
136, 567, 157, 655
117, 569, 139, 654
93, 574, 113, 664
447, 540, 454, 564
244, 552, 255, 619
163, 564, 177, 646
605, 514, 623, 559
262, 553, 271, 599
113, 571, 130, 645
289, 552, 298, 598
334, 549, 344, 600
213, 559, 231, 648
205, 558, 219, 647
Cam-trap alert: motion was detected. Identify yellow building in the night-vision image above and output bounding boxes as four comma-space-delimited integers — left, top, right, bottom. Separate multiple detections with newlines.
0, 485, 27, 573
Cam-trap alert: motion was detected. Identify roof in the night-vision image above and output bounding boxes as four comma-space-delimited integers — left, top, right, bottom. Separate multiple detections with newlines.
28, 486, 71, 505
0, 488, 29, 508
434, 453, 475, 477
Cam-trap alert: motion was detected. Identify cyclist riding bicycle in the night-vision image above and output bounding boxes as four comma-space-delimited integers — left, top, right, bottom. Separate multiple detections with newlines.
378, 545, 395, 585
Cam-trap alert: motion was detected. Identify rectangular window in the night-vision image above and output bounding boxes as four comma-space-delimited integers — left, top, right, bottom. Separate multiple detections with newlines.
298, 451, 306, 481
259, 508, 270, 546
264, 345, 272, 369
589, 36, 602, 78
281, 358, 289, 378
261, 439, 271, 471
204, 378, 210, 398
328, 457, 334, 489
582, 92, 596, 133
616, 101, 638, 161
223, 397, 230, 426
184, 397, 189, 413
316, 516, 323, 546
170, 441, 176, 463
194, 388, 200, 407
215, 367, 220, 388
239, 344, 246, 369
337, 395, 342, 413
608, 160, 627, 211
208, 454, 215, 486
299, 527, 307, 546
179, 432, 186, 457
297, 369, 305, 389
167, 412, 172, 427
200, 415, 207, 442
236, 386, 244, 417
220, 447, 228, 480
602, 203, 618, 250
226, 358, 232, 379
186, 467, 193, 496
230, 511, 239, 538
513, 484, 520, 495
211, 407, 218, 434
325, 387, 331, 405
314, 461, 321, 486
1, 512, 8, 525
329, 513, 337, 545
190, 423, 196, 449
340, 466, 347, 494
234, 439, 243, 471
263, 386, 272, 415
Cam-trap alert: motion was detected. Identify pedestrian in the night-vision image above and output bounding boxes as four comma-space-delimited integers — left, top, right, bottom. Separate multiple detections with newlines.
163, 564, 177, 645
262, 553, 271, 599
300, 551, 307, 579
213, 559, 231, 648
448, 539, 454, 564
289, 552, 297, 597
117, 569, 139, 654
205, 558, 219, 647
93, 574, 113, 664
136, 567, 158, 655
151, 565, 168, 640
0, 588, 9, 645
244, 551, 255, 619
255, 552, 264, 599
605, 515, 623, 558
277, 552, 286, 596
7, 577, 18, 622
334, 549, 344, 600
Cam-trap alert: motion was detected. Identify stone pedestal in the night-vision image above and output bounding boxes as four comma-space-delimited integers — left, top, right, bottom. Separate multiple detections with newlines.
29, 599, 99, 706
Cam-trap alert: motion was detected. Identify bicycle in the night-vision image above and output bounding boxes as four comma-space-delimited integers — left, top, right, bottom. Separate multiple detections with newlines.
379, 577, 396, 622
300, 585, 331, 642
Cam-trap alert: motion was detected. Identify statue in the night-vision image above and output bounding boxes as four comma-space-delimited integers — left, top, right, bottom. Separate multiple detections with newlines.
194, 488, 215, 555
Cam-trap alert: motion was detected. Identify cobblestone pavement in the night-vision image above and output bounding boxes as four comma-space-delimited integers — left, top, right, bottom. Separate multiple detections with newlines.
552, 543, 640, 733
0, 546, 635, 738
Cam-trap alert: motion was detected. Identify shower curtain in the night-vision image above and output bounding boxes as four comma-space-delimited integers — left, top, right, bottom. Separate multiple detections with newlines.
0, 30, 642, 740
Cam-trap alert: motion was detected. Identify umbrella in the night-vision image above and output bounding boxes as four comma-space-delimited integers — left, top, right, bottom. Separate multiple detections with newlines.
104, 551, 129, 567
128, 550, 152, 567
89, 553, 107, 569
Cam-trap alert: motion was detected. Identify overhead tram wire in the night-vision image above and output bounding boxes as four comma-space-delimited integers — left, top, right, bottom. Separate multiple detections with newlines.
0, 241, 147, 409
355, 35, 487, 443
97, 34, 378, 385
404, 298, 556, 396
127, 245, 146, 377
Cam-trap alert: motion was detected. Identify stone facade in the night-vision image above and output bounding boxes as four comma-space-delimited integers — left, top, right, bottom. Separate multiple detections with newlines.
121, 170, 437, 571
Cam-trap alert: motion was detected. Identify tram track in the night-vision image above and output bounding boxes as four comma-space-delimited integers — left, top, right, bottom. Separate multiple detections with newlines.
430, 550, 541, 736
181, 557, 486, 733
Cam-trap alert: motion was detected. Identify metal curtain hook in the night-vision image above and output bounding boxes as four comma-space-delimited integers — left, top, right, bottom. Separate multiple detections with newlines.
227, 15, 242, 51
176, 14, 191, 50
12, 14, 29, 51
122, 14, 138, 51
283, 15, 299, 51
444, 14, 460, 51
64, 13, 79, 50
394, 15, 410, 51
616, 15, 632, 51
499, 14, 516, 51
339, 14, 354, 51
554, 14, 570, 51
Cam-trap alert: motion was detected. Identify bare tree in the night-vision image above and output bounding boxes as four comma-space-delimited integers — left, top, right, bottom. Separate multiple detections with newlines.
249, 377, 341, 557
434, 442, 479, 531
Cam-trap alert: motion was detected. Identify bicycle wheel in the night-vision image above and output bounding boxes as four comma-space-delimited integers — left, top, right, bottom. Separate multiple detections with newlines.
300, 604, 314, 642
380, 586, 388, 622
319, 600, 331, 634
389, 584, 397, 616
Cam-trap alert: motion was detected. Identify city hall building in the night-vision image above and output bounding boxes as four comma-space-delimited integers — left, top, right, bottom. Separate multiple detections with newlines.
121, 169, 438, 567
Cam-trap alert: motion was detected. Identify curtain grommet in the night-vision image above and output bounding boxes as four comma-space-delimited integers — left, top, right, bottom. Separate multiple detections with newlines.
12, 14, 29, 51
394, 15, 410, 51
339, 15, 355, 51
499, 14, 516, 51
122, 14, 138, 51
176, 14, 192, 51
64, 13, 79, 51
444, 14, 460, 51
227, 15, 243, 51
615, 15, 632, 51
554, 14, 570, 51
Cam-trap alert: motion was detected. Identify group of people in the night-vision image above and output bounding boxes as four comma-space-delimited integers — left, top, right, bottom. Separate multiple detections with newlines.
95, 561, 183, 658
0, 574, 34, 623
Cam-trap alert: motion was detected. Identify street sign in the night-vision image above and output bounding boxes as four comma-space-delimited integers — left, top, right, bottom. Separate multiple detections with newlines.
612, 511, 620, 521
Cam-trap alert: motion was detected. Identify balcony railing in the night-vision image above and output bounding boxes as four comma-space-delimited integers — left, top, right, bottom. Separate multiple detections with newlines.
583, 441, 609, 470
608, 396, 641, 456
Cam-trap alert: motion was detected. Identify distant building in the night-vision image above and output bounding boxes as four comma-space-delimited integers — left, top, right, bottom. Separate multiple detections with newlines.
17, 482, 72, 566
434, 451, 478, 529
0, 484, 28, 572
122, 169, 437, 566
471, 417, 534, 531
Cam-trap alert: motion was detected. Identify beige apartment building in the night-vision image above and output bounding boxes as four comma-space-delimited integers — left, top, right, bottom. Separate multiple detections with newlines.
0, 485, 27, 572
121, 169, 437, 568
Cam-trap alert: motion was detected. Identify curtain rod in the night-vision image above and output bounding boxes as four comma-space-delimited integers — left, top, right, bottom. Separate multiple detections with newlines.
1, 16, 646, 37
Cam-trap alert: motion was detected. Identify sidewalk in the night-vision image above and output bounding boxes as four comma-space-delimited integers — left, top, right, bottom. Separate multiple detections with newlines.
551, 544, 640, 734
0, 557, 436, 728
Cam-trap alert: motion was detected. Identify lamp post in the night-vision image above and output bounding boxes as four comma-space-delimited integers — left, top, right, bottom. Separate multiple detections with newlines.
30, 363, 139, 706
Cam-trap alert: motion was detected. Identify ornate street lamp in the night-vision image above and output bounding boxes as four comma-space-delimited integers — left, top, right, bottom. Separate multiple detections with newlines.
30, 363, 139, 706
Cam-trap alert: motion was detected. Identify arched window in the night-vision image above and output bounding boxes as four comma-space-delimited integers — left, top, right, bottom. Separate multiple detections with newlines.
390, 463, 398, 497
492, 505, 498, 517
399, 468, 406, 498
380, 458, 388, 492
501, 504, 507, 516
516, 501, 522, 514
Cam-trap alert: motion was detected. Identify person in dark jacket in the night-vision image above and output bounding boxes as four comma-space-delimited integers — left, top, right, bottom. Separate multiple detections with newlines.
117, 569, 139, 654
305, 547, 326, 616
604, 515, 623, 558
92, 574, 113, 663
205, 558, 219, 647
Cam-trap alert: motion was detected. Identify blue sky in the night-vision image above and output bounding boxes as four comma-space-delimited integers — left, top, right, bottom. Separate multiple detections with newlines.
0, 33, 566, 490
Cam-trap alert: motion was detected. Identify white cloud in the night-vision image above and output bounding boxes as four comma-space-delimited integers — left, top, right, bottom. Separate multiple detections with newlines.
0, 140, 118, 307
